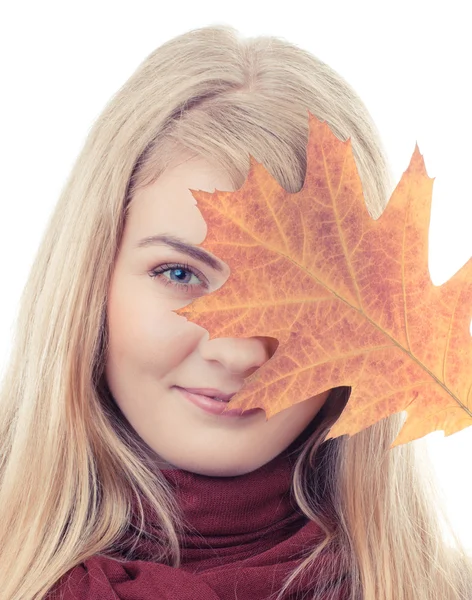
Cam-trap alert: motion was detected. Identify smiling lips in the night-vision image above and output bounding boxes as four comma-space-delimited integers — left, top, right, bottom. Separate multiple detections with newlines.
177, 387, 238, 402
175, 386, 263, 417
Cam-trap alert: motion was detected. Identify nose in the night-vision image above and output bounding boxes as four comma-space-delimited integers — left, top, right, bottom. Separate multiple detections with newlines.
199, 336, 279, 377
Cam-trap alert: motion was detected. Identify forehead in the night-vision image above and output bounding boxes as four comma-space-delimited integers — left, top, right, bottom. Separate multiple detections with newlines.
123, 155, 235, 247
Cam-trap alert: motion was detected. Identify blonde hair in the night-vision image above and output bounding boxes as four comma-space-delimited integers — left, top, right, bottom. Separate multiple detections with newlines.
0, 24, 471, 600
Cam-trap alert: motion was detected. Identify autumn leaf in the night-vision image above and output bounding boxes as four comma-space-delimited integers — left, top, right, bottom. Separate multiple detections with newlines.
174, 112, 472, 449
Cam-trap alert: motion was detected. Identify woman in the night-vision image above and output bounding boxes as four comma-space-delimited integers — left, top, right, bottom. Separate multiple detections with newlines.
0, 24, 471, 600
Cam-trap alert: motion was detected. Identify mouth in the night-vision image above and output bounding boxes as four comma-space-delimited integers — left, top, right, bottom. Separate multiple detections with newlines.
174, 386, 263, 418
176, 386, 237, 403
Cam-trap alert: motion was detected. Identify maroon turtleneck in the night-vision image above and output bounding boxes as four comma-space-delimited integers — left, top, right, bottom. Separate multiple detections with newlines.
47, 436, 349, 599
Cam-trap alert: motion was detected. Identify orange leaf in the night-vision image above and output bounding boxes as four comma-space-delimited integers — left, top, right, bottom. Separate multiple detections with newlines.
175, 112, 472, 449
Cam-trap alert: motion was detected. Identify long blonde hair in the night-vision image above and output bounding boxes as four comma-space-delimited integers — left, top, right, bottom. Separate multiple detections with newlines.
0, 24, 471, 600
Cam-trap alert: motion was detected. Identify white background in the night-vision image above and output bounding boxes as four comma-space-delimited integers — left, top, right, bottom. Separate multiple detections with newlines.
0, 1, 471, 552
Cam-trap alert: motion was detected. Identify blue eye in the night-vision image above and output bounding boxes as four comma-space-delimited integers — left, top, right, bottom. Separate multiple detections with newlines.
149, 262, 209, 294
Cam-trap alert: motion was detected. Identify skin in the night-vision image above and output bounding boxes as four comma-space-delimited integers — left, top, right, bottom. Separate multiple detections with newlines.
105, 153, 331, 477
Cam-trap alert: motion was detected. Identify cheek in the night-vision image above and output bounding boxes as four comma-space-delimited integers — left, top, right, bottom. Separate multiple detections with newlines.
251, 392, 330, 459
105, 278, 185, 381
278, 391, 330, 435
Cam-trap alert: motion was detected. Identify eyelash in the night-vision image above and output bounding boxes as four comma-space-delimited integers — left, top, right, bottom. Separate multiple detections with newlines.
149, 262, 209, 294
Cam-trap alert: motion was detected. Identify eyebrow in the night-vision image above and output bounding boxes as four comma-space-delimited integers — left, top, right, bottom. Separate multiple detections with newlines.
135, 233, 226, 273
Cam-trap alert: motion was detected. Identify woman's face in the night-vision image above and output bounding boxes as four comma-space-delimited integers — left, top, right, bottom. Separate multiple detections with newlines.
105, 154, 331, 477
